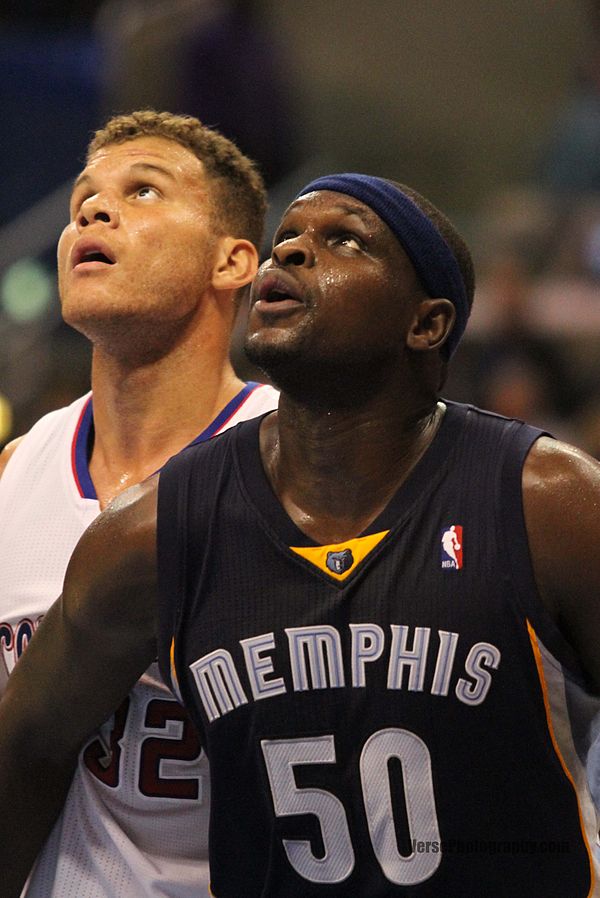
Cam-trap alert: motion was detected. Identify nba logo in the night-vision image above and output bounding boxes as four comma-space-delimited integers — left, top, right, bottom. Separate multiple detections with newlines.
441, 525, 463, 570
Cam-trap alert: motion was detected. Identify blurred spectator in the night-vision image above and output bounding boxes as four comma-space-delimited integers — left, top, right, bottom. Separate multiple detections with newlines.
448, 186, 589, 442
537, 1, 600, 193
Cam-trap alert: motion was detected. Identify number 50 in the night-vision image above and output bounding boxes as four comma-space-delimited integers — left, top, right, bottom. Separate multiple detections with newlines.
262, 728, 441, 886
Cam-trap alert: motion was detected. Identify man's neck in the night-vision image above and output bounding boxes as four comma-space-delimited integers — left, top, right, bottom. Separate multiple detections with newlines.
88, 344, 244, 508
261, 392, 444, 545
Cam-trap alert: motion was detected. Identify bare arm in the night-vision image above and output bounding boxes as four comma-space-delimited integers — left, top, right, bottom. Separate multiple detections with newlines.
523, 437, 600, 690
0, 474, 159, 896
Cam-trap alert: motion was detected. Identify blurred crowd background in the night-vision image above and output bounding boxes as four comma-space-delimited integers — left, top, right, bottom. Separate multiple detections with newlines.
2, 0, 600, 456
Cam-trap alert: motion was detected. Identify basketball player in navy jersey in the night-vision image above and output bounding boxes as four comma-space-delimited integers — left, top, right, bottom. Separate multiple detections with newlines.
0, 110, 278, 897
2, 174, 600, 897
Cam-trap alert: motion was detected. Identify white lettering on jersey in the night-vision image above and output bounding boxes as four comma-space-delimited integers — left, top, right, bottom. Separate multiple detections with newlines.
350, 623, 385, 687
430, 630, 460, 697
387, 625, 431, 691
286, 625, 346, 691
186, 624, 502, 722
455, 642, 502, 705
240, 632, 286, 701
190, 648, 249, 722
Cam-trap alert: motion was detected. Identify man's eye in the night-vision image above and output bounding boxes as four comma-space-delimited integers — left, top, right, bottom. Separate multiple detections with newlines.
334, 233, 363, 250
136, 186, 159, 200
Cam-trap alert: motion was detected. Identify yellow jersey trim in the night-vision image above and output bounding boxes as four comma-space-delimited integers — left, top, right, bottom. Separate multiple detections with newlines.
290, 530, 390, 581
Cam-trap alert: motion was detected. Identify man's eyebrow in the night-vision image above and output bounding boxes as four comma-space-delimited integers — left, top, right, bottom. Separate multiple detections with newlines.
332, 201, 375, 225
72, 162, 177, 192
128, 162, 177, 181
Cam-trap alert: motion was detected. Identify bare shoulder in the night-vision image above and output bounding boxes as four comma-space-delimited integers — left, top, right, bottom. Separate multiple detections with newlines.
0, 436, 24, 479
523, 437, 600, 524
523, 436, 600, 687
523, 434, 600, 490
523, 436, 600, 590
86, 470, 159, 539
523, 436, 600, 554
66, 473, 160, 630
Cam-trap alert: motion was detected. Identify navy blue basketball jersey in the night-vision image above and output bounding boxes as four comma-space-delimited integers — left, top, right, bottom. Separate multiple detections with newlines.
157, 401, 600, 897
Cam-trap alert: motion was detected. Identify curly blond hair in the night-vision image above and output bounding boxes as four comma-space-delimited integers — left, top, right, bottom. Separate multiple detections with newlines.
87, 110, 267, 249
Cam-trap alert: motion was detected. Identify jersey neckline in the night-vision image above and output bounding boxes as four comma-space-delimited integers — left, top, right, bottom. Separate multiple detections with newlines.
235, 399, 468, 548
72, 383, 262, 500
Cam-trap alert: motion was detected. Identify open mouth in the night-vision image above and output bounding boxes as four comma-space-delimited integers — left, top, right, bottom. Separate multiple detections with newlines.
254, 274, 305, 312
73, 243, 116, 268
264, 287, 298, 303
257, 288, 304, 316
79, 251, 114, 265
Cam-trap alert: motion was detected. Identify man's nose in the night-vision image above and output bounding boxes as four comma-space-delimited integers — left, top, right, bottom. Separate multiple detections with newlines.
272, 235, 315, 268
77, 193, 119, 230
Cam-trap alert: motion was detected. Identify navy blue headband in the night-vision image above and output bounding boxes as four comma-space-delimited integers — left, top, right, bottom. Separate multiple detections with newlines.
296, 174, 470, 358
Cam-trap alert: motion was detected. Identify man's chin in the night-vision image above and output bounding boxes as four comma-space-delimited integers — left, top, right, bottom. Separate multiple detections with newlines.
243, 338, 342, 406
243, 334, 304, 382
62, 311, 182, 366
62, 308, 132, 340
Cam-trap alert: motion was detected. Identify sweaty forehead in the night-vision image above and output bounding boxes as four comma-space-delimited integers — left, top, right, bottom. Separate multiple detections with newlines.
283, 191, 385, 229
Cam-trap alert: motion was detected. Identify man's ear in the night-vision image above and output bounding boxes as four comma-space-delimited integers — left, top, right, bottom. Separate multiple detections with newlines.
211, 237, 259, 292
406, 298, 456, 353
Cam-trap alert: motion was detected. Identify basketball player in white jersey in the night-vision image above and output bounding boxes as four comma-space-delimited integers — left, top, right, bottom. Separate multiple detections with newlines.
0, 110, 278, 897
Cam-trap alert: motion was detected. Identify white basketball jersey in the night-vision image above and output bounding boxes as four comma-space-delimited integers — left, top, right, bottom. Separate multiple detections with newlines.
0, 383, 279, 898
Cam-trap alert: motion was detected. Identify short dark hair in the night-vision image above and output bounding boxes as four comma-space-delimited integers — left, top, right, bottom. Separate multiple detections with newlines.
87, 110, 267, 250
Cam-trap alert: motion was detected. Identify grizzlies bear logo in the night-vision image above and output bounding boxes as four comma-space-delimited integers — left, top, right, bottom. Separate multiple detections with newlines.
326, 548, 354, 575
